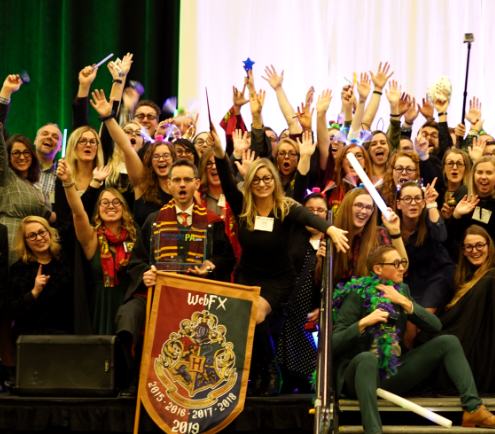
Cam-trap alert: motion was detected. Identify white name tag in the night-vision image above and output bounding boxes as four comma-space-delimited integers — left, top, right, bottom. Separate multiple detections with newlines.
49, 191, 55, 204
218, 194, 226, 208
254, 216, 274, 232
472, 207, 492, 224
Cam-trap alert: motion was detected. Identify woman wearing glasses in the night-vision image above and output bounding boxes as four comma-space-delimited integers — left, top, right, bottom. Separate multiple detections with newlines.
8, 216, 73, 341
381, 151, 420, 207
90, 90, 177, 227
396, 181, 455, 347
209, 129, 348, 396
0, 130, 52, 266
333, 188, 406, 285
416, 225, 495, 393
175, 138, 199, 167
57, 159, 136, 335
440, 149, 470, 216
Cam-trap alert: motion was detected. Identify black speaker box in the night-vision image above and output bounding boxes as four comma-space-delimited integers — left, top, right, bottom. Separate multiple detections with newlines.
15, 335, 119, 397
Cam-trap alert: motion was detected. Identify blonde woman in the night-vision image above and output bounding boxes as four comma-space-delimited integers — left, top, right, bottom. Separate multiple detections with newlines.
8, 216, 73, 340
57, 159, 136, 335
416, 225, 495, 394
209, 130, 348, 396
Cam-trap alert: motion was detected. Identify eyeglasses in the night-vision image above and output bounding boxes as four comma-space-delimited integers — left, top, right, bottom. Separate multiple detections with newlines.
151, 153, 172, 160
353, 203, 374, 213
483, 153, 495, 157
11, 150, 32, 159
277, 151, 298, 159
462, 242, 488, 253
206, 161, 216, 169
445, 160, 465, 168
306, 207, 327, 215
177, 149, 193, 156
398, 195, 423, 204
394, 166, 416, 174
378, 258, 408, 268
123, 128, 141, 137
170, 177, 196, 184
25, 230, 48, 241
78, 138, 98, 147
421, 131, 438, 140
252, 175, 274, 185
99, 198, 122, 208
350, 152, 365, 160
135, 113, 157, 121
195, 139, 208, 147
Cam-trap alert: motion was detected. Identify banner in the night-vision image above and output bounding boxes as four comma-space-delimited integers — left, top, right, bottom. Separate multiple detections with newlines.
139, 272, 260, 434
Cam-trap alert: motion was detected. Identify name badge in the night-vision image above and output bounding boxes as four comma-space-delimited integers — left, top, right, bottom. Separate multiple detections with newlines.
254, 216, 274, 232
49, 191, 55, 204
218, 194, 226, 208
472, 207, 492, 224
123, 241, 135, 253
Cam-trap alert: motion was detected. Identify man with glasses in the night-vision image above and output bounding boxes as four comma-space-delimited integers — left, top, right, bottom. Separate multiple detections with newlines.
134, 100, 161, 137
333, 244, 495, 432
114, 159, 235, 397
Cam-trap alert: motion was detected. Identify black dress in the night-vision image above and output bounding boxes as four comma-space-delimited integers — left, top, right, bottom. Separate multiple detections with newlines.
415, 268, 495, 394
215, 155, 331, 309
8, 257, 73, 340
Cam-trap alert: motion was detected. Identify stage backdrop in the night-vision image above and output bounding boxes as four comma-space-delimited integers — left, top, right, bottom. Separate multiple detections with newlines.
179, 0, 495, 145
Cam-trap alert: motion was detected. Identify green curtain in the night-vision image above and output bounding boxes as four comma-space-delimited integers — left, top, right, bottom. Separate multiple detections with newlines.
0, 0, 180, 143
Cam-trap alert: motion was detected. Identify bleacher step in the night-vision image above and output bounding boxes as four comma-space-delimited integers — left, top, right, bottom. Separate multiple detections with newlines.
338, 426, 491, 433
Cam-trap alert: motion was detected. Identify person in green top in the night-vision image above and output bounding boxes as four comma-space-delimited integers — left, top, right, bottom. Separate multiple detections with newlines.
333, 244, 495, 433
57, 159, 136, 335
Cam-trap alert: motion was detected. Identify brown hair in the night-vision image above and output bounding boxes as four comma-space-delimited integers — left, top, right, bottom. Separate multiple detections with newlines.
467, 156, 495, 198
139, 141, 177, 205
442, 149, 471, 187
365, 130, 392, 157
93, 188, 137, 242
447, 225, 495, 309
382, 151, 420, 208
7, 135, 40, 183
333, 188, 380, 282
198, 147, 214, 194
366, 245, 397, 272
14, 216, 62, 263
333, 145, 374, 198
396, 182, 428, 247
135, 100, 161, 117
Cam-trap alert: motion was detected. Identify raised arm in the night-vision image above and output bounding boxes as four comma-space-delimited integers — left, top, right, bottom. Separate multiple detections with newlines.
262, 65, 302, 134
433, 91, 453, 161
56, 159, 97, 259
73, 65, 98, 130
362, 62, 394, 129
316, 89, 332, 170
385, 81, 403, 151
0, 74, 22, 142
349, 73, 371, 136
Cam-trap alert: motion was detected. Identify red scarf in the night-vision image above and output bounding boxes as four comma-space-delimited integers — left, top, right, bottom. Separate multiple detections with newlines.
97, 227, 131, 287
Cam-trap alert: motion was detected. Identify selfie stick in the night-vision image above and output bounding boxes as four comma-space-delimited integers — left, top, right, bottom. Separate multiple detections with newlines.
346, 153, 391, 221
461, 34, 474, 126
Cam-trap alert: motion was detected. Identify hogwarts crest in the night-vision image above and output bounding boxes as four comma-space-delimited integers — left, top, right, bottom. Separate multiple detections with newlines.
154, 310, 237, 407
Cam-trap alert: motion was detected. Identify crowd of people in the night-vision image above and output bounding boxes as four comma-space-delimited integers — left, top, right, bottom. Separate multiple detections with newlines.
1, 54, 495, 430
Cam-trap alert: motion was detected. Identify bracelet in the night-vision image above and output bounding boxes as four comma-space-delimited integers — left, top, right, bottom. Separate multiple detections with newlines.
0, 96, 11, 104
390, 114, 400, 118
98, 110, 115, 122
427, 117, 435, 122
373, 90, 382, 95
390, 233, 402, 239
62, 181, 76, 189
438, 112, 447, 116
92, 178, 102, 183
112, 79, 123, 84
404, 121, 413, 126
426, 202, 438, 209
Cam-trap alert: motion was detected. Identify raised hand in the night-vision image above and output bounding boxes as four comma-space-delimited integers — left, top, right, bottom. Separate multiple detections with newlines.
404, 97, 419, 123
465, 96, 482, 125
414, 136, 429, 160
385, 80, 401, 105
342, 87, 355, 110
398, 93, 412, 116
316, 89, 332, 114
327, 226, 349, 253
79, 66, 98, 87
381, 208, 401, 236
455, 123, 466, 138
93, 165, 112, 182
122, 87, 140, 111
233, 84, 249, 108
33, 264, 50, 296
297, 131, 316, 158
468, 137, 486, 162
296, 101, 314, 130
418, 94, 434, 120
90, 89, 115, 117
424, 178, 439, 204
56, 159, 73, 184
306, 86, 315, 107
1, 74, 23, 95
262, 65, 284, 90
356, 73, 371, 100
250, 89, 265, 115
119, 52, 134, 76
234, 149, 257, 179
434, 91, 449, 114
232, 129, 250, 155
369, 61, 394, 91
244, 69, 255, 92
453, 194, 480, 219
206, 130, 224, 158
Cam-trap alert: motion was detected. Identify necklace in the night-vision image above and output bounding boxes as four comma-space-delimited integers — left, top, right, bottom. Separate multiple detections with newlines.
24, 179, 47, 206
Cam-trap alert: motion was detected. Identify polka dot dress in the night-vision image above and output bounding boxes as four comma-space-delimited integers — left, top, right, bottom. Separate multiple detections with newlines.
276, 245, 318, 375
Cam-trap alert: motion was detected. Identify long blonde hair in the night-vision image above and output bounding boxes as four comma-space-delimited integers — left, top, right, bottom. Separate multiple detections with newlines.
14, 216, 62, 263
446, 225, 495, 309
467, 156, 495, 198
65, 126, 105, 182
198, 147, 215, 194
93, 188, 137, 242
239, 158, 295, 231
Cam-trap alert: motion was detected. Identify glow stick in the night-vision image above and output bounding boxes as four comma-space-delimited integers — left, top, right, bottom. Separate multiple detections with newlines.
61, 129, 68, 158
174, 112, 197, 122
346, 153, 391, 221
92, 53, 113, 70
377, 388, 452, 428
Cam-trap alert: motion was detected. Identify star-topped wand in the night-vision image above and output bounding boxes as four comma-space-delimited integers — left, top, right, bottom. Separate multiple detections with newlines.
243, 57, 255, 79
